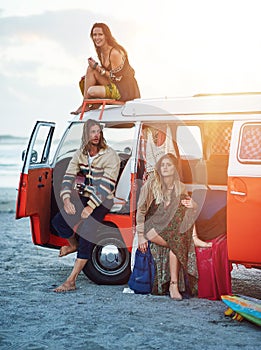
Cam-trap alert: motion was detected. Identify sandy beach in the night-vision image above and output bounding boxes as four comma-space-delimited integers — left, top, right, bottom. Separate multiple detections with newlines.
1, 189, 261, 349
0, 187, 17, 213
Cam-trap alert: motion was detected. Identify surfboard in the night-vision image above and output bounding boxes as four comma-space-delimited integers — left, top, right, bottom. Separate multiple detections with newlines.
221, 294, 261, 327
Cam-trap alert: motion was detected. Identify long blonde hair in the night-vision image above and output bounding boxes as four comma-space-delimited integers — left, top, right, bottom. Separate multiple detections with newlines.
152, 153, 179, 204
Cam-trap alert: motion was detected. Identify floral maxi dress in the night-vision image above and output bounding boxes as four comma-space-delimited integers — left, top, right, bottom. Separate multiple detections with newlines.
144, 192, 198, 296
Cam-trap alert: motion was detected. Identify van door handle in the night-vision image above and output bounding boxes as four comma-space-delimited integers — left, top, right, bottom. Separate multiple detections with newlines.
230, 190, 246, 196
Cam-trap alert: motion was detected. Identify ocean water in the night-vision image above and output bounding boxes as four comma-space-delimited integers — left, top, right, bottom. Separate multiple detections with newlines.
0, 135, 28, 189
0, 130, 128, 191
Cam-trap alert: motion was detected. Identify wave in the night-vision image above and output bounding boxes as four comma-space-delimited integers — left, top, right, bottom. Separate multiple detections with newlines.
0, 163, 19, 167
0, 136, 24, 188
0, 135, 28, 144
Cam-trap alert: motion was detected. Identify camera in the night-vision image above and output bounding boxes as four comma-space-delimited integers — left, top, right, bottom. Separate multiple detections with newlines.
75, 175, 86, 195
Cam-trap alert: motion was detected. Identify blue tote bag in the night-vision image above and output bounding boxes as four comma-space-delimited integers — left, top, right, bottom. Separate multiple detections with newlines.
128, 242, 155, 294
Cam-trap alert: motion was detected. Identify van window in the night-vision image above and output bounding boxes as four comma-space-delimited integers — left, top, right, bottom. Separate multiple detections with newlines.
207, 124, 231, 156
103, 124, 135, 154
56, 122, 135, 162
56, 123, 83, 162
32, 125, 54, 164
177, 125, 202, 159
238, 123, 261, 163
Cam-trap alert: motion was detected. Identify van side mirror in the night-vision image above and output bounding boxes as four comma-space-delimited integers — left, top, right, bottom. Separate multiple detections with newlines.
22, 150, 38, 163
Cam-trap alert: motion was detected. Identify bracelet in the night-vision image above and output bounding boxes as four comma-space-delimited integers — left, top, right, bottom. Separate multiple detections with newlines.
100, 68, 106, 76
93, 62, 98, 70
110, 70, 115, 79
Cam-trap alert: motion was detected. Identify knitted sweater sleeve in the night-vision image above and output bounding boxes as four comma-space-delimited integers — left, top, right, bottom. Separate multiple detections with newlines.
60, 150, 81, 201
136, 178, 154, 237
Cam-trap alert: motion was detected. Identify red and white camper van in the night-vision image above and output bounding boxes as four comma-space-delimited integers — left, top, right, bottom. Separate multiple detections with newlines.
16, 93, 261, 284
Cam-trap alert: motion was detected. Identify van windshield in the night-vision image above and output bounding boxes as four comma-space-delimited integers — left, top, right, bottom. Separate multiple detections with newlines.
55, 122, 135, 162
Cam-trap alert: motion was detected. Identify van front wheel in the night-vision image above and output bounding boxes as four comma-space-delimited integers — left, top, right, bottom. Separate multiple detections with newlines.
82, 226, 131, 285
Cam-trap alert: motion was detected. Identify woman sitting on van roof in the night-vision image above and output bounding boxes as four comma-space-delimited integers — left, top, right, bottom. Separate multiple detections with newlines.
71, 22, 140, 115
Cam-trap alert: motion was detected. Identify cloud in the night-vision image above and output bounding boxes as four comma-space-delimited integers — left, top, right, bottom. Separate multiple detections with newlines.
0, 9, 141, 136
0, 2, 261, 137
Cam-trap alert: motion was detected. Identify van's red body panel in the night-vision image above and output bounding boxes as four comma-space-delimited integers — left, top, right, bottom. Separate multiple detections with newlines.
227, 176, 261, 267
16, 168, 53, 245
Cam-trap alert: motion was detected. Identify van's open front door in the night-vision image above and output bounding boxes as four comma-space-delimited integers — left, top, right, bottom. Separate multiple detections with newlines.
227, 121, 261, 268
16, 121, 55, 245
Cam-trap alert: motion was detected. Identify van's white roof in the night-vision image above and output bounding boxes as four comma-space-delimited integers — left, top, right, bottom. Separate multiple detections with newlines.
75, 92, 261, 123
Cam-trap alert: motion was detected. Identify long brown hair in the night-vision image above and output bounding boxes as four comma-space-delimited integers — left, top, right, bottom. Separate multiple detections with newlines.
90, 23, 127, 63
81, 119, 107, 154
152, 153, 179, 203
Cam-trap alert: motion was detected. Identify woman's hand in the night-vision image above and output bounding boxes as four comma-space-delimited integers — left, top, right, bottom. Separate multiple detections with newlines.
138, 235, 148, 253
81, 205, 94, 219
164, 200, 171, 208
63, 198, 76, 215
181, 196, 195, 209
88, 57, 98, 70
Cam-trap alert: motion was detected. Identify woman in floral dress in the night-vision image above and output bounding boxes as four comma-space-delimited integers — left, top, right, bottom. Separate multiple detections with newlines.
136, 153, 198, 300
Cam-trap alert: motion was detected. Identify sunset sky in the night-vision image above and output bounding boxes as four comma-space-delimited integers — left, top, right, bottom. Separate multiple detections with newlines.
1, 0, 260, 138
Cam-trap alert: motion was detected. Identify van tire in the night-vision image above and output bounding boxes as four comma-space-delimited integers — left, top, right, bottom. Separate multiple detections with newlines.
82, 225, 131, 285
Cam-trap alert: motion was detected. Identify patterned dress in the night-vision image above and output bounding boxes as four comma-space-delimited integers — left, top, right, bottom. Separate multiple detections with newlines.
144, 191, 198, 296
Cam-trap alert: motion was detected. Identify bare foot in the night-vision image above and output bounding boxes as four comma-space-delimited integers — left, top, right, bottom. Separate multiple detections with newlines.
169, 281, 182, 300
193, 236, 212, 248
71, 105, 83, 115
59, 245, 77, 257
70, 104, 91, 115
53, 280, 76, 293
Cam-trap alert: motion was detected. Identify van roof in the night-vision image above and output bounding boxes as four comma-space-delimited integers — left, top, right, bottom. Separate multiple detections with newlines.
74, 92, 261, 123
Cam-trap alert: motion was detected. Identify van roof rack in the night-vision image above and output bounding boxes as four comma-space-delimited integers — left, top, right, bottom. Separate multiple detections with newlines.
193, 92, 261, 97
79, 98, 125, 120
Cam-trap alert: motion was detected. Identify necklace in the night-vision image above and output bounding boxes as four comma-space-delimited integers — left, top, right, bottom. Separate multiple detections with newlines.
89, 152, 97, 157
89, 149, 98, 157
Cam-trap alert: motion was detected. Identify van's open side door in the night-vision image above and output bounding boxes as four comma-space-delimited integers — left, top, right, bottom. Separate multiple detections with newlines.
227, 121, 261, 268
16, 121, 55, 245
